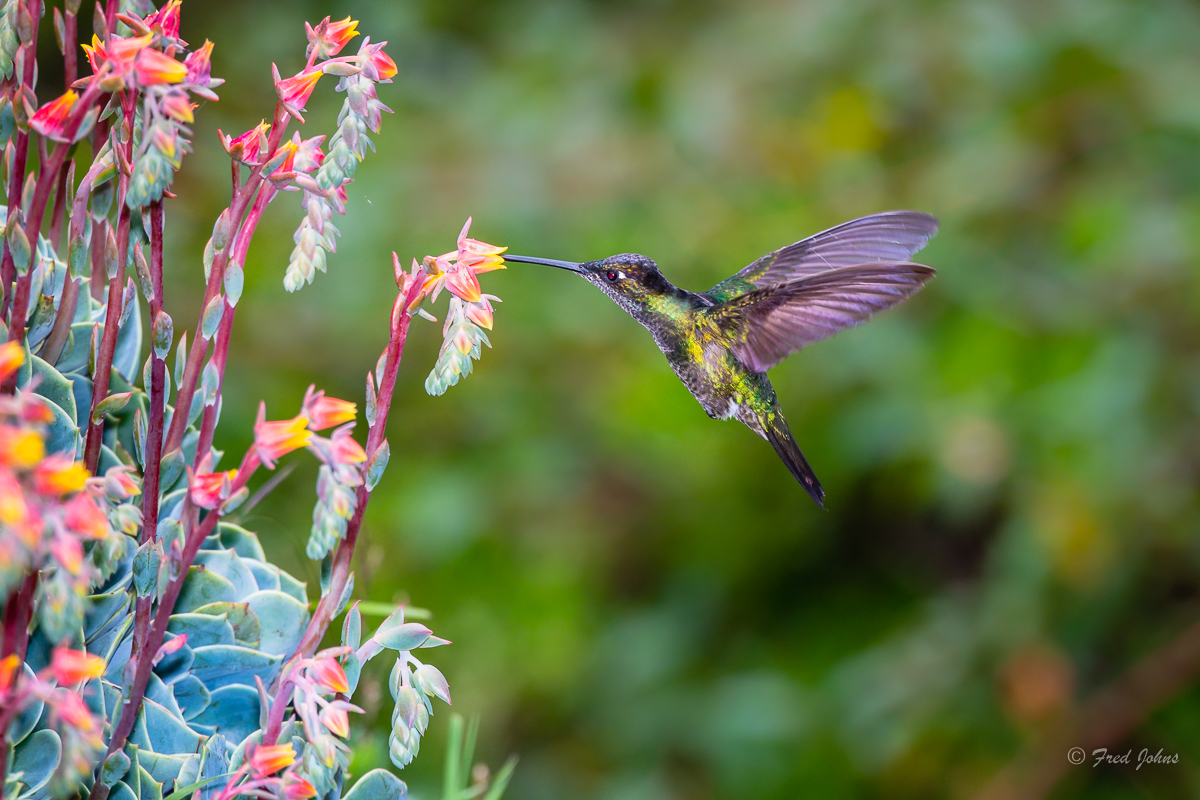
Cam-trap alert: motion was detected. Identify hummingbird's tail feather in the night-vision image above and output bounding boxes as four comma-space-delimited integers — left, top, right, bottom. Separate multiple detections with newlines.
759, 410, 825, 507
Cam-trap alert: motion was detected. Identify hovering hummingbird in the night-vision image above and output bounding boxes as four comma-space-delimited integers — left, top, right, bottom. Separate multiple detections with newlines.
505, 211, 938, 507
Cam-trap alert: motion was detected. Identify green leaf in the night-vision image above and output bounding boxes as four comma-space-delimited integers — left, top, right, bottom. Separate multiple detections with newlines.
341, 769, 408, 800
376, 622, 432, 652
190, 685, 261, 745
481, 757, 518, 800
200, 295, 223, 341
153, 311, 173, 359
11, 729, 61, 796
175, 566, 237, 613
93, 390, 133, 424
159, 772, 229, 800
223, 261, 243, 307
242, 590, 309, 657
33, 394, 79, 457
189, 644, 282, 691
193, 602, 261, 647
365, 439, 389, 491
342, 601, 362, 650
133, 540, 164, 597
29, 355, 76, 424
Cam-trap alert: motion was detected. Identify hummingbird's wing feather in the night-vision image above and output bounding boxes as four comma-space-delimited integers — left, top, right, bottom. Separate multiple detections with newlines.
706, 211, 938, 302
708, 262, 935, 372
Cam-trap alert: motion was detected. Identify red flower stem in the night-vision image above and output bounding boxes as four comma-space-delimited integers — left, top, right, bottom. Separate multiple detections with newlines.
63, 11, 77, 88
0, 571, 36, 661
82, 90, 136, 473
9, 78, 108, 344
0, 1, 41, 322
88, 219, 107, 301
195, 185, 275, 461
47, 158, 71, 252
42, 151, 113, 363
142, 201, 165, 543
289, 276, 426, 666
163, 103, 290, 455
90, 449, 263, 800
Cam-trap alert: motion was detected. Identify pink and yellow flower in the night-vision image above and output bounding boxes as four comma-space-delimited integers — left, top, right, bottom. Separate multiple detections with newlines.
254, 409, 313, 468
0, 468, 28, 529
319, 706, 350, 738
250, 743, 296, 778
220, 121, 271, 165
106, 33, 154, 72
283, 775, 318, 800
51, 648, 106, 685
190, 469, 236, 509
61, 493, 110, 539
308, 656, 349, 693
135, 48, 187, 86
303, 390, 357, 431
0, 341, 24, 383
0, 426, 45, 468
357, 39, 397, 83
34, 457, 89, 497
184, 40, 215, 86
145, 0, 182, 40
307, 16, 360, 59
331, 432, 366, 465
274, 66, 323, 119
56, 690, 102, 743
161, 90, 196, 123
30, 90, 79, 142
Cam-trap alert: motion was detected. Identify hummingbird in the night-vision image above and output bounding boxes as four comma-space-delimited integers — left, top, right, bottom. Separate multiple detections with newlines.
505, 211, 938, 507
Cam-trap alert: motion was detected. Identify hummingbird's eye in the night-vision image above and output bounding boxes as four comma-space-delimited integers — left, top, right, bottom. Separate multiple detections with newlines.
606, 270, 619, 282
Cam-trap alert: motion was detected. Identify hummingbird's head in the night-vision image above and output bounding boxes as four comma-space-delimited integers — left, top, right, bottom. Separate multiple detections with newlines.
504, 253, 675, 317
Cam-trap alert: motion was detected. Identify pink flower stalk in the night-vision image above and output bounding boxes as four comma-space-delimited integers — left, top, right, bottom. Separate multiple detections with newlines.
306, 16, 360, 60
30, 90, 79, 142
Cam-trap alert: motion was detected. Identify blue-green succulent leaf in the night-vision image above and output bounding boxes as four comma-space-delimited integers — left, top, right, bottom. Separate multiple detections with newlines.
193, 603, 260, 648
341, 770, 407, 800
100, 751, 132, 788
189, 645, 282, 690
176, 567, 237, 613
12, 730, 61, 797
342, 601, 361, 650
30, 355, 77, 423
243, 590, 309, 657
167, 614, 235, 648
171, 674, 211, 721
191, 685, 261, 747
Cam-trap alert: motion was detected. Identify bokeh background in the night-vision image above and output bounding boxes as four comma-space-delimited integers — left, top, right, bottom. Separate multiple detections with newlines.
96, 0, 1200, 796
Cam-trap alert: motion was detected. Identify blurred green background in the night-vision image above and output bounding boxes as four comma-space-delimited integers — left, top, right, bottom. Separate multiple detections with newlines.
131, 0, 1200, 796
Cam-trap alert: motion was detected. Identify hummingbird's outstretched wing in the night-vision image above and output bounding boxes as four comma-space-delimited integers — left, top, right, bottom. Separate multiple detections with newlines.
706, 211, 938, 303
706, 262, 935, 373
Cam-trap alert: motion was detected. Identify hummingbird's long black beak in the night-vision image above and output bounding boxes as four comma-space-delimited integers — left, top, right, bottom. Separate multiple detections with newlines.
503, 254, 586, 273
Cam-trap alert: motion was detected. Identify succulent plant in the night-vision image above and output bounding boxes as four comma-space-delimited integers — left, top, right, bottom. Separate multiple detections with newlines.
0, 5, 512, 800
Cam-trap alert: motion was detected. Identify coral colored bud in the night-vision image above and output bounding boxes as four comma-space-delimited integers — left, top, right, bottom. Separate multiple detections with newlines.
319, 706, 350, 738
153, 634, 188, 665
62, 493, 109, 539
51, 648, 106, 684
161, 91, 195, 123
56, 690, 100, 733
444, 266, 482, 303
135, 48, 187, 86
309, 656, 349, 693
308, 16, 359, 59
332, 434, 366, 465
0, 341, 25, 382
34, 457, 89, 496
250, 743, 296, 778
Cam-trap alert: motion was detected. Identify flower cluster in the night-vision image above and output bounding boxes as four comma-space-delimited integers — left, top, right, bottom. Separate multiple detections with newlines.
283, 29, 396, 292
300, 387, 366, 559
0, 647, 106, 790
422, 218, 506, 395
0, 344, 131, 642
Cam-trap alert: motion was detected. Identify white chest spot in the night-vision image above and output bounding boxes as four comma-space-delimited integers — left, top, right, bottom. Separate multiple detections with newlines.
722, 398, 741, 419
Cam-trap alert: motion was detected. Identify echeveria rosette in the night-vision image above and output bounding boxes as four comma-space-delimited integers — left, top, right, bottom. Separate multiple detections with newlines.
422, 218, 507, 396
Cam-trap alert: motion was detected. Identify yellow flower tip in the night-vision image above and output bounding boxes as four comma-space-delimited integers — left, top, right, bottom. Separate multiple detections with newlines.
51, 648, 106, 684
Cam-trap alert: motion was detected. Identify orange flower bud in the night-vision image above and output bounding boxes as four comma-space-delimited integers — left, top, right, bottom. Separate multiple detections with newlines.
51, 647, 106, 684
